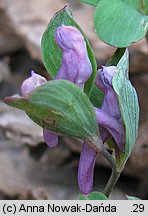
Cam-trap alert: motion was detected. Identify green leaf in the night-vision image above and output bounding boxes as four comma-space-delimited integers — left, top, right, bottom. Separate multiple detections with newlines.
80, 0, 99, 6
142, 0, 148, 14
112, 49, 139, 170
80, 0, 148, 14
90, 84, 104, 108
122, 0, 143, 11
79, 192, 108, 200
94, 0, 148, 47
106, 48, 126, 66
122, 0, 148, 14
41, 5, 97, 97
5, 80, 99, 146
126, 195, 141, 200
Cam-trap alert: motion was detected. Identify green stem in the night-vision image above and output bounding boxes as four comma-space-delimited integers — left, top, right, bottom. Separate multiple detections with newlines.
146, 31, 148, 45
103, 168, 121, 197
100, 146, 121, 197
101, 146, 116, 170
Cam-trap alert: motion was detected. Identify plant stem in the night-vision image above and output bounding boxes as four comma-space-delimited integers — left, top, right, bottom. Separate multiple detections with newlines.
100, 146, 121, 197
146, 32, 148, 45
101, 146, 116, 170
103, 168, 121, 197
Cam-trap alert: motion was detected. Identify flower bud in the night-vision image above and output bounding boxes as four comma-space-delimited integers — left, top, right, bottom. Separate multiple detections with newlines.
21, 71, 59, 148
54, 25, 92, 88
21, 71, 47, 97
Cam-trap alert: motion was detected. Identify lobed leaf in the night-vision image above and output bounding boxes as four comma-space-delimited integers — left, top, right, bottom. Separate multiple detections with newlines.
41, 5, 97, 97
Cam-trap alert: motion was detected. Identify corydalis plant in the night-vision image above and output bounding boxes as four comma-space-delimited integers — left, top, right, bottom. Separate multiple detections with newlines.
4, 5, 139, 200
20, 26, 124, 195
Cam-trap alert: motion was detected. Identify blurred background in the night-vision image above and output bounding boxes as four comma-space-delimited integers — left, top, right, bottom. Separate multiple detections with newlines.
0, 0, 148, 199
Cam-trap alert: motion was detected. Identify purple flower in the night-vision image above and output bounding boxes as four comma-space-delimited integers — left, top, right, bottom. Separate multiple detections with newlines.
78, 66, 125, 194
44, 25, 92, 147
95, 66, 125, 150
55, 25, 92, 89
78, 143, 98, 194
21, 71, 47, 97
21, 71, 58, 148
21, 25, 92, 148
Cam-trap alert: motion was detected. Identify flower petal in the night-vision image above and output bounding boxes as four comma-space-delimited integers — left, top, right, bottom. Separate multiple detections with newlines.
43, 129, 59, 148
21, 71, 47, 97
55, 25, 92, 88
96, 66, 116, 92
78, 143, 98, 194
95, 107, 125, 150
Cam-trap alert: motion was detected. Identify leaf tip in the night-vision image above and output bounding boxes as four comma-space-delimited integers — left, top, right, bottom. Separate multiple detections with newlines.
4, 94, 28, 109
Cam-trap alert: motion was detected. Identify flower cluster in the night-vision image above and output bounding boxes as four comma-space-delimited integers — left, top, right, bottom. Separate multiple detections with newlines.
21, 25, 125, 195
78, 66, 125, 194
